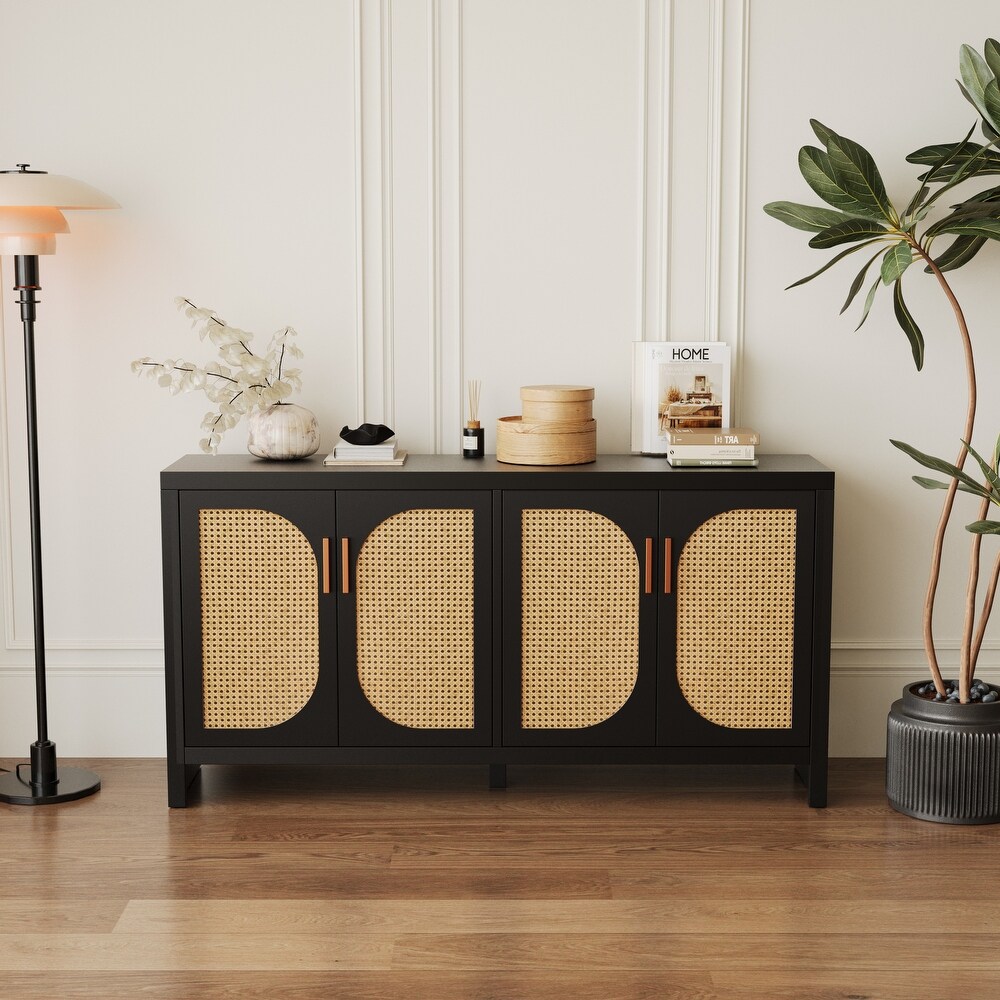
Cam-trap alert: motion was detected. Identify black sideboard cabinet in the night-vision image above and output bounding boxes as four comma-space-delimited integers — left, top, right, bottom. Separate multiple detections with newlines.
161, 454, 834, 807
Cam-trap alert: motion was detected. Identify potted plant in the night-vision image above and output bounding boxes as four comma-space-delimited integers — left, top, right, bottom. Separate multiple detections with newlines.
133, 298, 320, 459
764, 39, 1000, 822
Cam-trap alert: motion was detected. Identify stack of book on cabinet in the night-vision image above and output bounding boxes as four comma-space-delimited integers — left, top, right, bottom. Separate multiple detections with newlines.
666, 427, 759, 467
324, 438, 407, 466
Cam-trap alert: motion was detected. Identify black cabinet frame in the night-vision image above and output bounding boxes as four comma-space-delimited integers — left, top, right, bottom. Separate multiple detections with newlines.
161, 454, 834, 808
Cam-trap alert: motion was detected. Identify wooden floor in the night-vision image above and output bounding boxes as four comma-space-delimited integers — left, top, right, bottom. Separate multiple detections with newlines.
1, 759, 998, 999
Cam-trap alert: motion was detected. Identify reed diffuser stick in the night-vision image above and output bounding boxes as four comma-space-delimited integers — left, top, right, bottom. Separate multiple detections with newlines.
468, 378, 481, 425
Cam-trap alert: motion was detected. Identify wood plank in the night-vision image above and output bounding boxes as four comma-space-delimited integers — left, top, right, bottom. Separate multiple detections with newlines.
0, 933, 392, 972
4, 970, 1000, 1000
390, 932, 1000, 972
113, 897, 998, 936
0, 901, 125, 934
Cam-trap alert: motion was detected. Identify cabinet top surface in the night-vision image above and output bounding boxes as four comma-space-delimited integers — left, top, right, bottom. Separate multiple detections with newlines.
162, 453, 833, 490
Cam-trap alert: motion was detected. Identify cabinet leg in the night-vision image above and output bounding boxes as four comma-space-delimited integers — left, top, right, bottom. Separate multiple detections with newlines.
795, 763, 828, 809
489, 764, 507, 790
168, 762, 200, 808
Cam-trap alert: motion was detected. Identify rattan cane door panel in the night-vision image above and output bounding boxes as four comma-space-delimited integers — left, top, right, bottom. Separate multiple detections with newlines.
337, 491, 492, 746
180, 491, 337, 747
657, 491, 815, 747
503, 491, 657, 746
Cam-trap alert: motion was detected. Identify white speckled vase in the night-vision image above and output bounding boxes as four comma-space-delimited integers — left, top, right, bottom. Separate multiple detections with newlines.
246, 402, 320, 460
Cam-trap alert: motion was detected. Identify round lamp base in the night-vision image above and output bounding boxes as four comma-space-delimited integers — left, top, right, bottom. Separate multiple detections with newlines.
0, 766, 100, 805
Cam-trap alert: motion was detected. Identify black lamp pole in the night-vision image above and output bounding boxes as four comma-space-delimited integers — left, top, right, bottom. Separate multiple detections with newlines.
0, 252, 101, 804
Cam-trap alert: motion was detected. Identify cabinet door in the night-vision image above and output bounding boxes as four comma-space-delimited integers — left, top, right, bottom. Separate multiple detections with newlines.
337, 491, 492, 746
658, 491, 815, 747
179, 491, 337, 747
503, 491, 657, 746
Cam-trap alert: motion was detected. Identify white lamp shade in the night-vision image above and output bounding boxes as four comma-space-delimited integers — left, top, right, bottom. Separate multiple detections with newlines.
0, 171, 119, 210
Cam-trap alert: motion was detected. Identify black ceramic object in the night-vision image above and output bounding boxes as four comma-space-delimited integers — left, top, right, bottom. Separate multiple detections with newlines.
886, 682, 1000, 824
340, 423, 395, 446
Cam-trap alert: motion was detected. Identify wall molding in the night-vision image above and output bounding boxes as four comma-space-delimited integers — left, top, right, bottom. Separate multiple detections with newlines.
380, 0, 396, 429
428, 0, 442, 451
703, 0, 724, 344
353, 0, 367, 426
719, 0, 750, 425
0, 664, 162, 678
638, 0, 672, 343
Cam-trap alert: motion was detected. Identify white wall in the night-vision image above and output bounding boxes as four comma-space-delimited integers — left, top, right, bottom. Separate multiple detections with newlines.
0, 0, 998, 757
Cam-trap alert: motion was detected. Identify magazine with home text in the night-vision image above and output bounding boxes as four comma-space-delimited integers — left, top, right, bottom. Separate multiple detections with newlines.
631, 341, 732, 455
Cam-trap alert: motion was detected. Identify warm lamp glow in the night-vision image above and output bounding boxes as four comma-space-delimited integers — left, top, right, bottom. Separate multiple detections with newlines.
0, 165, 118, 255
0, 206, 69, 255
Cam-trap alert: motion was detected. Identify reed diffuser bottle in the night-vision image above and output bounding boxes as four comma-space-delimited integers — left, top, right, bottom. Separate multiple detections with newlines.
463, 379, 485, 458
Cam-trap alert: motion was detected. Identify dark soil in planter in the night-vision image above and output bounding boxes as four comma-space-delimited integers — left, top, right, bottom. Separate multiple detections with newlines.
913, 679, 1000, 703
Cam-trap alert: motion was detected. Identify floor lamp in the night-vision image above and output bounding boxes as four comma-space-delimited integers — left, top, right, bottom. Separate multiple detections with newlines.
0, 164, 118, 805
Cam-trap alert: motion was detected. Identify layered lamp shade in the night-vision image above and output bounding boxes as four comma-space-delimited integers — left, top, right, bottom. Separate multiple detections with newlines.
0, 165, 118, 805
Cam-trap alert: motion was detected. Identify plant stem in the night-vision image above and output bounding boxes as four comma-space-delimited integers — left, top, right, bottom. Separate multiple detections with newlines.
277, 341, 286, 383
972, 550, 1000, 671
960, 494, 991, 701
141, 362, 240, 386
913, 244, 978, 701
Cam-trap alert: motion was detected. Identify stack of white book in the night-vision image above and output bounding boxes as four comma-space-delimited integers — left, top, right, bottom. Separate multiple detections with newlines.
666, 427, 759, 467
323, 437, 407, 466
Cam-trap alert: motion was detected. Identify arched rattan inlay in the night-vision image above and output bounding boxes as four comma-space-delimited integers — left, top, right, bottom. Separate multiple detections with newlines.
521, 509, 639, 729
356, 508, 475, 729
199, 508, 319, 729
676, 508, 796, 729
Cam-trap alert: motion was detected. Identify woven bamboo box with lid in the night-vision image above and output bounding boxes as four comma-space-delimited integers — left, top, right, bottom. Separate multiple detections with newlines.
497, 385, 596, 465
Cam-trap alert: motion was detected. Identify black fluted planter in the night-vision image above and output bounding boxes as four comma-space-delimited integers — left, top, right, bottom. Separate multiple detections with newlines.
886, 683, 1000, 824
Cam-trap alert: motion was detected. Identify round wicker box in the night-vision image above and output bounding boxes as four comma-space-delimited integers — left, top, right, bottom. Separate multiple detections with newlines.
496, 415, 597, 465
520, 384, 594, 423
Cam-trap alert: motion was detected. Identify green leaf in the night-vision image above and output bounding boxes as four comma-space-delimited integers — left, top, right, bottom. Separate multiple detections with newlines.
907, 130, 1000, 182
810, 119, 839, 148
881, 242, 912, 284
960, 44, 995, 113
959, 79, 991, 125
855, 276, 881, 331
986, 38, 1000, 78
784, 239, 885, 290
892, 279, 924, 370
907, 140, 987, 166
913, 475, 950, 490
929, 218, 1000, 240
926, 234, 988, 273
963, 439, 1000, 494
891, 439, 985, 493
826, 134, 896, 223
906, 124, 980, 181
798, 146, 888, 220
841, 247, 886, 313
967, 520, 1000, 534
922, 187, 1000, 236
959, 183, 1000, 206
808, 219, 889, 250
939, 198, 1000, 223
985, 79, 1000, 132
913, 475, 995, 497
762, 201, 858, 233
